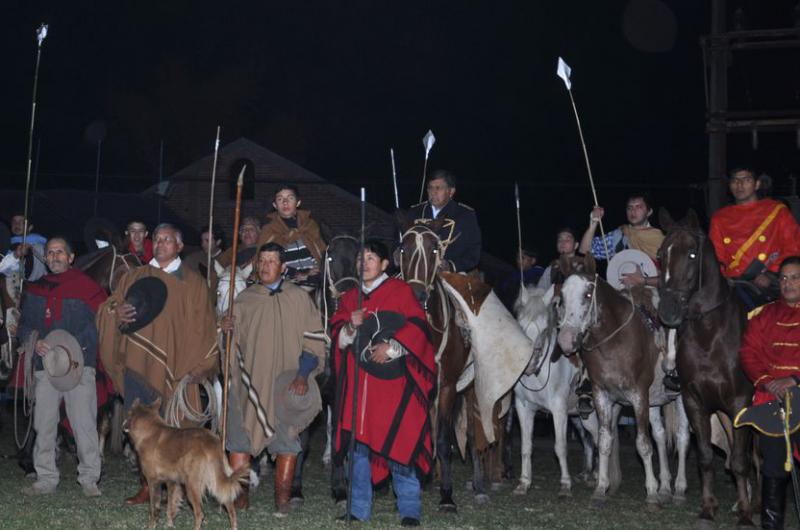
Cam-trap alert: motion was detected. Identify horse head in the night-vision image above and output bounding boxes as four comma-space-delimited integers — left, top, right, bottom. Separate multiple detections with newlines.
656, 208, 719, 327
515, 284, 557, 375
215, 262, 252, 316
558, 252, 596, 279
324, 235, 359, 299
399, 220, 445, 308
557, 273, 597, 354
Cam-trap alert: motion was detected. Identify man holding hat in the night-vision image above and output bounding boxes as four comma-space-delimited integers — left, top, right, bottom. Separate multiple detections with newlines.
96, 223, 220, 505
219, 242, 326, 514
17, 236, 107, 497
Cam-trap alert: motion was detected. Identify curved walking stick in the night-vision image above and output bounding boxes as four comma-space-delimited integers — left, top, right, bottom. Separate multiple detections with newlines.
220, 165, 246, 448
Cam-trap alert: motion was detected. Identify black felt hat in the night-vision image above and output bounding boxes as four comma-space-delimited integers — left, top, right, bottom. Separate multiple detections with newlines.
120, 276, 167, 334
354, 310, 407, 380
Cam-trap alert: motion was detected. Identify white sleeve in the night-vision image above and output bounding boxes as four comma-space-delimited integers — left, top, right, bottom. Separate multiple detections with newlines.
0, 253, 21, 276
338, 325, 356, 349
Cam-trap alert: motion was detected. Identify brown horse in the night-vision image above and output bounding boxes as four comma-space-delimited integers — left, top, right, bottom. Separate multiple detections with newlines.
657, 209, 756, 527
557, 254, 689, 509
76, 244, 141, 294
398, 219, 472, 510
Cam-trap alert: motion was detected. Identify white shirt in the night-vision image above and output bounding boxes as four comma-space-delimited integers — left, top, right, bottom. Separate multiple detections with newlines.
431, 205, 442, 219
149, 256, 182, 273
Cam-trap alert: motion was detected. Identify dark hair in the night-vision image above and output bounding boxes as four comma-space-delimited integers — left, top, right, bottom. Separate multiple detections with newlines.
428, 169, 457, 188
556, 227, 577, 240
728, 167, 755, 180
779, 256, 800, 273
46, 236, 74, 255
626, 192, 653, 211
258, 242, 286, 263
273, 183, 300, 199
126, 219, 148, 230
200, 225, 226, 248
363, 239, 390, 262
521, 246, 538, 259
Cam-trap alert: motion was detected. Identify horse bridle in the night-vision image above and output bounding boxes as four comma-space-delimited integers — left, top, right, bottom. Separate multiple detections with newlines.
108, 246, 139, 292
561, 274, 636, 352
399, 224, 443, 309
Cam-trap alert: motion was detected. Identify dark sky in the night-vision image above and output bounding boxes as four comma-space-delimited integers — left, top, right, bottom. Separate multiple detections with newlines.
2, 1, 798, 261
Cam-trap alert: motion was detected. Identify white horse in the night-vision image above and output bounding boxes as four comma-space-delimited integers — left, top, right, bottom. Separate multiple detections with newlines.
214, 262, 252, 317
511, 285, 597, 497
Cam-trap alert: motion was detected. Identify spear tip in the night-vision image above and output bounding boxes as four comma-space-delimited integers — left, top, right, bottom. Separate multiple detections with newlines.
237, 164, 246, 186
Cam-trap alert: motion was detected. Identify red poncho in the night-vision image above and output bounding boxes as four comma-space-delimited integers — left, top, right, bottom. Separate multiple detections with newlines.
332, 277, 436, 484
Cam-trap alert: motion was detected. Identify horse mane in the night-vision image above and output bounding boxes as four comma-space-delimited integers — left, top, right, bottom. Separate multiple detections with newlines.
514, 285, 548, 323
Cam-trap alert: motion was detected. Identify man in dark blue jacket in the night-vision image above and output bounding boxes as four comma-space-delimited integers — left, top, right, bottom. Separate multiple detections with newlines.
408, 170, 482, 273
18, 237, 107, 497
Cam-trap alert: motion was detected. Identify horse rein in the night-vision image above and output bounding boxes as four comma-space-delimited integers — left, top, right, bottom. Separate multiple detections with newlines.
569, 274, 636, 352
321, 235, 359, 342
399, 225, 443, 308
108, 246, 139, 292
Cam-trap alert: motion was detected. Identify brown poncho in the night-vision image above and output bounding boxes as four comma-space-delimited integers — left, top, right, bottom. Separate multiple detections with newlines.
230, 281, 326, 456
256, 210, 327, 264
96, 265, 219, 407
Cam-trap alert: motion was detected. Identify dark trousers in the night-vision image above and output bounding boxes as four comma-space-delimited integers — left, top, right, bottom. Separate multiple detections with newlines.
760, 433, 800, 478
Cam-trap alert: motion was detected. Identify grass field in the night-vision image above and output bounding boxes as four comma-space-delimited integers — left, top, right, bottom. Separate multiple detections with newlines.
0, 404, 777, 529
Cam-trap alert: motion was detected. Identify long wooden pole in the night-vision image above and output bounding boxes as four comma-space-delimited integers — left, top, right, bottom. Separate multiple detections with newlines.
206, 126, 222, 288
220, 165, 245, 448
515, 182, 524, 293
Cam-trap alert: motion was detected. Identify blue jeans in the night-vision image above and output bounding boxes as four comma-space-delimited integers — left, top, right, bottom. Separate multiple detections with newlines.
350, 443, 421, 521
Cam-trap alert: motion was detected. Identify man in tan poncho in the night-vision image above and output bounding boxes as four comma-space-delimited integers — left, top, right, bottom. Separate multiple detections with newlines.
96, 223, 219, 505
220, 242, 325, 514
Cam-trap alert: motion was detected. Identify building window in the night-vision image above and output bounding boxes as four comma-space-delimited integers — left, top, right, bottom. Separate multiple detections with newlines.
229, 159, 255, 200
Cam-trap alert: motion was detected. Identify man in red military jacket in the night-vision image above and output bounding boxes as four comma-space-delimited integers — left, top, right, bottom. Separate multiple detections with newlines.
710, 168, 800, 311
740, 255, 800, 529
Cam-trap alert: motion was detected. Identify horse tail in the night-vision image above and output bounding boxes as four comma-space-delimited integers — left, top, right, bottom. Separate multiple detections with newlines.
662, 400, 679, 454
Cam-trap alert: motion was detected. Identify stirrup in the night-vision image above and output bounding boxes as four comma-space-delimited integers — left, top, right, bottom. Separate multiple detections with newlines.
662, 370, 681, 392
577, 396, 594, 419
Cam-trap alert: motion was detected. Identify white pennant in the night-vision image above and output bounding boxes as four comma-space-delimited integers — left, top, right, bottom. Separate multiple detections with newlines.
423, 129, 436, 160
556, 57, 572, 90
36, 24, 48, 46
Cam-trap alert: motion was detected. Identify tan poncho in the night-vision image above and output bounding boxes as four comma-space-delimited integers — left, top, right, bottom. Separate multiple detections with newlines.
96, 265, 219, 407
621, 225, 665, 261
230, 281, 326, 456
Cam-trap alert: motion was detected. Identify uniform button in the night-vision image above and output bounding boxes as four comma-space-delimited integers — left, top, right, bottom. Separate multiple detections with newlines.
758, 253, 767, 261
758, 235, 766, 242
723, 237, 731, 244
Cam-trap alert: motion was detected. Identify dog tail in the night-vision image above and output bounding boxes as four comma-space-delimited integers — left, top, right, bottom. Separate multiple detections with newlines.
207, 455, 249, 506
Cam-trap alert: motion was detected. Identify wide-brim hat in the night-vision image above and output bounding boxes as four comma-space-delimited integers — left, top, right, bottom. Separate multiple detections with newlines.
42, 329, 84, 392
120, 276, 167, 334
273, 369, 321, 435
606, 249, 659, 291
354, 310, 407, 380
734, 386, 800, 437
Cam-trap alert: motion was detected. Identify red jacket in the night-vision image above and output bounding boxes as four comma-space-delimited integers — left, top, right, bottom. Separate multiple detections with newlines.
332, 277, 436, 484
740, 301, 800, 405
710, 199, 800, 279
129, 238, 153, 264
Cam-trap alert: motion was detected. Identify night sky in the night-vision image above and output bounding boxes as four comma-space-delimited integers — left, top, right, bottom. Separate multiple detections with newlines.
2, 1, 799, 262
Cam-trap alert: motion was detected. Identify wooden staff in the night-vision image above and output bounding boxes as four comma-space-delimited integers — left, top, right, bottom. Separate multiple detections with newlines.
418, 130, 436, 203
206, 126, 222, 288
220, 165, 245, 448
515, 182, 524, 293
345, 187, 366, 524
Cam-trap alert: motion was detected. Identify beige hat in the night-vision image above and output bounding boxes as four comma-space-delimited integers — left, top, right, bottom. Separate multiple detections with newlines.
42, 329, 84, 392
272, 370, 321, 436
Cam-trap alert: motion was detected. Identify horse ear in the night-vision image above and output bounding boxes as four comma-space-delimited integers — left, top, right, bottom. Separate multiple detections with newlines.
517, 284, 530, 308
394, 210, 411, 233
685, 209, 700, 229
428, 218, 446, 233
214, 261, 224, 277
543, 284, 555, 306
582, 254, 596, 276
241, 262, 253, 277
150, 397, 162, 410
659, 208, 675, 233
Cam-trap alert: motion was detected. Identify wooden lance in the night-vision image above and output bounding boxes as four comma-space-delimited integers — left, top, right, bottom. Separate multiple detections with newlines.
515, 182, 524, 293
206, 126, 222, 288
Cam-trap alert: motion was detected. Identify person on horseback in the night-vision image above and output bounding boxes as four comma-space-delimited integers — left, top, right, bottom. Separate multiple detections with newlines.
0, 214, 48, 282
537, 227, 579, 290
408, 170, 482, 273
96, 223, 220, 506
710, 167, 800, 312
219, 242, 326, 514
499, 245, 544, 310
217, 216, 262, 269
740, 255, 800, 530
182, 224, 226, 293
124, 220, 153, 264
17, 237, 106, 497
256, 184, 327, 289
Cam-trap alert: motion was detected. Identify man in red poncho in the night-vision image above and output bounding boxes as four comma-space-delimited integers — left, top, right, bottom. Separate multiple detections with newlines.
710, 168, 800, 311
740, 255, 800, 529
332, 239, 435, 527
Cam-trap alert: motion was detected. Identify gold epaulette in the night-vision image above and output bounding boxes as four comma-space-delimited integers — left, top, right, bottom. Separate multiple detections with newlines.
410, 201, 427, 209
457, 202, 474, 211
748, 302, 774, 320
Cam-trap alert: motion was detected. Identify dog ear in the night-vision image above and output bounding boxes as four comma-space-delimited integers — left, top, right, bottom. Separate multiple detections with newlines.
131, 397, 141, 409
150, 397, 162, 410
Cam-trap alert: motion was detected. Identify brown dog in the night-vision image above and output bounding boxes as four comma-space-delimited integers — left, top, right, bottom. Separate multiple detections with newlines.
124, 399, 248, 530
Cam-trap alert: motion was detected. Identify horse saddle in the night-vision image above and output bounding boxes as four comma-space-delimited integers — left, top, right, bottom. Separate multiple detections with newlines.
733, 387, 800, 437
354, 310, 406, 380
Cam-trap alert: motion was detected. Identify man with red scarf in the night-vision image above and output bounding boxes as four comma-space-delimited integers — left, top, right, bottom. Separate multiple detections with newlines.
17, 237, 107, 497
331, 240, 435, 527
740, 256, 800, 529
125, 220, 153, 264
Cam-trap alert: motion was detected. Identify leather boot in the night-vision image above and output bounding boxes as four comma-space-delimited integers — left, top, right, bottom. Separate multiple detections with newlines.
125, 474, 149, 505
761, 476, 788, 530
576, 378, 594, 419
275, 454, 298, 514
228, 452, 251, 510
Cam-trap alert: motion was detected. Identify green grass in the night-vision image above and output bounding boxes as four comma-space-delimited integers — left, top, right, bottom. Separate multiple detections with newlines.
0, 408, 777, 529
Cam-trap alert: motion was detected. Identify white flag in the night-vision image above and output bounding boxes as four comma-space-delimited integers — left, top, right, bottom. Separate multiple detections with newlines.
423, 129, 436, 159
556, 57, 572, 90
36, 24, 48, 46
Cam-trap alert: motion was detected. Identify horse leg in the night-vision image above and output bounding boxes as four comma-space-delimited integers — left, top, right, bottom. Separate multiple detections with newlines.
331, 461, 347, 507
322, 405, 332, 467
591, 390, 614, 507
648, 404, 672, 503
572, 415, 597, 485
630, 394, 659, 507
502, 403, 515, 480
437, 383, 457, 512
673, 396, 690, 503
466, 405, 489, 505
729, 408, 755, 527
513, 392, 536, 495
683, 394, 718, 522
552, 404, 572, 497
607, 404, 623, 496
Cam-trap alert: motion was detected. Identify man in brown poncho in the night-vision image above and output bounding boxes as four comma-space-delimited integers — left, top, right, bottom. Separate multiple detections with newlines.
220, 242, 325, 513
96, 223, 219, 505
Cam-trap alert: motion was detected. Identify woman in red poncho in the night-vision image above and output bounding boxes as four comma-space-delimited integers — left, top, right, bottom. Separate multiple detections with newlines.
331, 239, 436, 526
